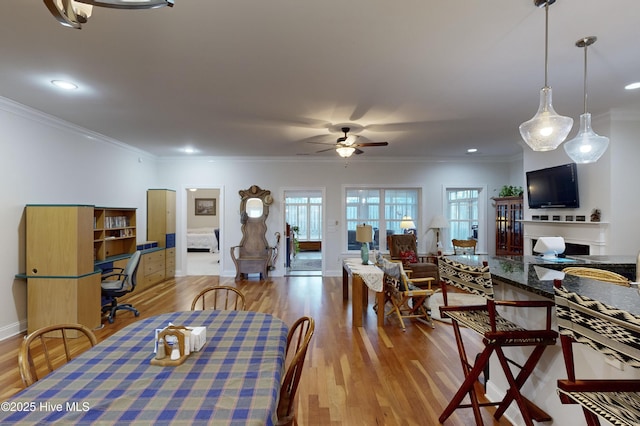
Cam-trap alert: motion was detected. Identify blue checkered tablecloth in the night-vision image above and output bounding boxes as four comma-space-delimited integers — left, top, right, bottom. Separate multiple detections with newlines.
0, 310, 288, 425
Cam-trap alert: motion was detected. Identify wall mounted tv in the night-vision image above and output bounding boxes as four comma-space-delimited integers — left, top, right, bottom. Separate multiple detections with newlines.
526, 163, 579, 209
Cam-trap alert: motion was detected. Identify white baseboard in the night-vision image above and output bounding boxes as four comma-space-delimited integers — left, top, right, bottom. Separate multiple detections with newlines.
0, 319, 27, 342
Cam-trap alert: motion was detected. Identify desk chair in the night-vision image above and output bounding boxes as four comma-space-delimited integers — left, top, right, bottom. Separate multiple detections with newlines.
554, 281, 640, 426
438, 256, 557, 425
190, 285, 246, 311
101, 250, 141, 324
451, 238, 477, 255
19, 323, 97, 387
277, 316, 315, 426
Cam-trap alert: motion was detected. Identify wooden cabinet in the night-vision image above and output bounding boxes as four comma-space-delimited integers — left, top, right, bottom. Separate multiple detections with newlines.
138, 249, 166, 291
94, 207, 137, 262
494, 196, 523, 256
25, 205, 101, 333
147, 189, 176, 279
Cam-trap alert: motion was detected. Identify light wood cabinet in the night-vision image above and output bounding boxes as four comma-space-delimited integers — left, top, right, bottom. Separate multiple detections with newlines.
26, 205, 94, 276
139, 249, 166, 291
147, 189, 176, 279
494, 196, 523, 256
25, 205, 101, 333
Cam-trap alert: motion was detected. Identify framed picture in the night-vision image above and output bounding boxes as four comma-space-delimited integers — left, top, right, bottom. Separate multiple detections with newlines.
195, 198, 216, 216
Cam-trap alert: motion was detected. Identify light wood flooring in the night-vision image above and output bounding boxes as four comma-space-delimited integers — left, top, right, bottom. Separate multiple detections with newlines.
0, 275, 512, 425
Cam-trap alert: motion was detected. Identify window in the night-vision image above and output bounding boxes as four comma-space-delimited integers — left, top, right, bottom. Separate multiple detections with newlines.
285, 192, 322, 241
346, 188, 419, 250
445, 188, 481, 250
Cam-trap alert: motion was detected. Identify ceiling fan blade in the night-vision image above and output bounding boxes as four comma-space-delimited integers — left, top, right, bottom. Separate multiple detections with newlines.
354, 148, 365, 155
354, 142, 388, 147
315, 147, 335, 153
307, 141, 338, 146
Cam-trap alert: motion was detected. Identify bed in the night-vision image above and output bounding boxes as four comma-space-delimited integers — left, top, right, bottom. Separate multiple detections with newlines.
187, 227, 219, 252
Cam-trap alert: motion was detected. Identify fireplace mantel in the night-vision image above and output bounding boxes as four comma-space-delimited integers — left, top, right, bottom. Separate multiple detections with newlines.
521, 220, 609, 255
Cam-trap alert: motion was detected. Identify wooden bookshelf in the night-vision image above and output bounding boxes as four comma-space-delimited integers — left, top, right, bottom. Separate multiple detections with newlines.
94, 207, 137, 261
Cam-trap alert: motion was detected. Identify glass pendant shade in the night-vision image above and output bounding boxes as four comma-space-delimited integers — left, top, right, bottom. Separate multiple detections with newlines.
563, 113, 609, 163
336, 146, 355, 158
519, 86, 573, 151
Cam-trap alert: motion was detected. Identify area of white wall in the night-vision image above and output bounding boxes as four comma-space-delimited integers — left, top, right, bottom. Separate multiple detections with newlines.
0, 98, 157, 339
155, 157, 514, 277
609, 109, 640, 255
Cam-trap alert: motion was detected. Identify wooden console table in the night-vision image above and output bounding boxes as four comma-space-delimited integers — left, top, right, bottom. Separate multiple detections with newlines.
342, 258, 385, 327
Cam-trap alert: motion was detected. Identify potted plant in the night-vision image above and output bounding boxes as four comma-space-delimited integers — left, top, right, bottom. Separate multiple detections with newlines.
499, 185, 524, 198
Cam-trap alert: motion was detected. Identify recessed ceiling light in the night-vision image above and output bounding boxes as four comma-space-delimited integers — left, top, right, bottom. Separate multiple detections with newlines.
625, 82, 640, 90
467, 148, 478, 153
184, 147, 196, 154
51, 80, 78, 90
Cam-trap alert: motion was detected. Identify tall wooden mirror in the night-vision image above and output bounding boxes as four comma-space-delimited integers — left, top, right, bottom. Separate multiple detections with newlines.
231, 185, 274, 279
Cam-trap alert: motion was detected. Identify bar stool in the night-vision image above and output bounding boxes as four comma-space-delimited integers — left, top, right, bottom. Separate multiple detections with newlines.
437, 256, 557, 425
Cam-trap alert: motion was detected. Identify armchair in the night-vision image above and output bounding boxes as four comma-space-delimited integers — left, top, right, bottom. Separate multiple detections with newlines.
387, 234, 438, 285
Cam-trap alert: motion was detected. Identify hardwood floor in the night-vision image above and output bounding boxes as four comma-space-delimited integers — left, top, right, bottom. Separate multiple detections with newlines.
0, 275, 512, 425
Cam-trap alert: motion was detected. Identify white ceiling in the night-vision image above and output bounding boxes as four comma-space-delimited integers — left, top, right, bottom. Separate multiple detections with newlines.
2, 1, 639, 160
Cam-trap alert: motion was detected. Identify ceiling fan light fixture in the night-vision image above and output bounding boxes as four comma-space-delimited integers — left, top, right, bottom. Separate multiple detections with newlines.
75, 0, 173, 9
519, 0, 573, 151
336, 146, 356, 158
44, 0, 173, 29
564, 36, 609, 164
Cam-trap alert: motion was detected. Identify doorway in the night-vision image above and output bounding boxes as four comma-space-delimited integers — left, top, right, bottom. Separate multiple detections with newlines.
284, 189, 323, 276
186, 187, 220, 276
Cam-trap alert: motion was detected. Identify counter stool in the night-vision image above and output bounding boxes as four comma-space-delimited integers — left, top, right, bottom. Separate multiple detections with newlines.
437, 256, 557, 425
554, 280, 640, 426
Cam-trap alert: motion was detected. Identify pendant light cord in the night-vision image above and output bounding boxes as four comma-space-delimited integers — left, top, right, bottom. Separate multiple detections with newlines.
544, 1, 549, 87
583, 42, 588, 114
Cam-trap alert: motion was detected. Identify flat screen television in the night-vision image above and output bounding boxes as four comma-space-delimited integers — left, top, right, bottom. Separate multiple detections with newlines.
526, 163, 579, 209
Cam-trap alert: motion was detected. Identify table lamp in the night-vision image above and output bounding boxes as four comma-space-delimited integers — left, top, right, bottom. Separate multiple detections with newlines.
400, 216, 416, 234
428, 214, 449, 254
356, 224, 373, 265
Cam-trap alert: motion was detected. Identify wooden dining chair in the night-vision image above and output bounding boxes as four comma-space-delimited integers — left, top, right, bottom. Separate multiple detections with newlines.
190, 285, 246, 311
18, 323, 97, 387
277, 316, 315, 426
561, 266, 630, 286
451, 238, 477, 255
437, 256, 557, 426
554, 280, 640, 426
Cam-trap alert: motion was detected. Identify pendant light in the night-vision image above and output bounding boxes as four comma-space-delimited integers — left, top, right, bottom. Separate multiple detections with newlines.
563, 36, 609, 163
519, 0, 573, 151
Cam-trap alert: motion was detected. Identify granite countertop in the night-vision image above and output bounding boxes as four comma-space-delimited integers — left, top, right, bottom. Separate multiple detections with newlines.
447, 254, 640, 316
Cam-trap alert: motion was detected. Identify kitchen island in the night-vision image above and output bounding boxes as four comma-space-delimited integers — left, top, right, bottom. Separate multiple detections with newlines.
445, 254, 639, 425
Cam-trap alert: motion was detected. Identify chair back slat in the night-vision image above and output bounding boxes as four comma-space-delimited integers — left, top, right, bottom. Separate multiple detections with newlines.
438, 256, 493, 300
555, 285, 640, 368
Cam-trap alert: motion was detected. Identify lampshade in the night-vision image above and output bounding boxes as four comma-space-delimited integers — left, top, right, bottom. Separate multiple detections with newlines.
428, 215, 449, 230
519, 87, 574, 151
400, 216, 415, 230
519, 0, 573, 151
356, 224, 373, 243
563, 36, 609, 164
336, 146, 356, 158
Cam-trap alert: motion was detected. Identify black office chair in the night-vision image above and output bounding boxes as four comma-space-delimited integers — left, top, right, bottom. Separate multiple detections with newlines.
101, 250, 141, 323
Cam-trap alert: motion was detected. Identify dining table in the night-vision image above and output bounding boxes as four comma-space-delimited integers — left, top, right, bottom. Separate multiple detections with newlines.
0, 310, 288, 425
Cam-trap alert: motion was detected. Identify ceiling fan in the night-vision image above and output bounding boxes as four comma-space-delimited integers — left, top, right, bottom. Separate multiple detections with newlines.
306, 127, 388, 157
